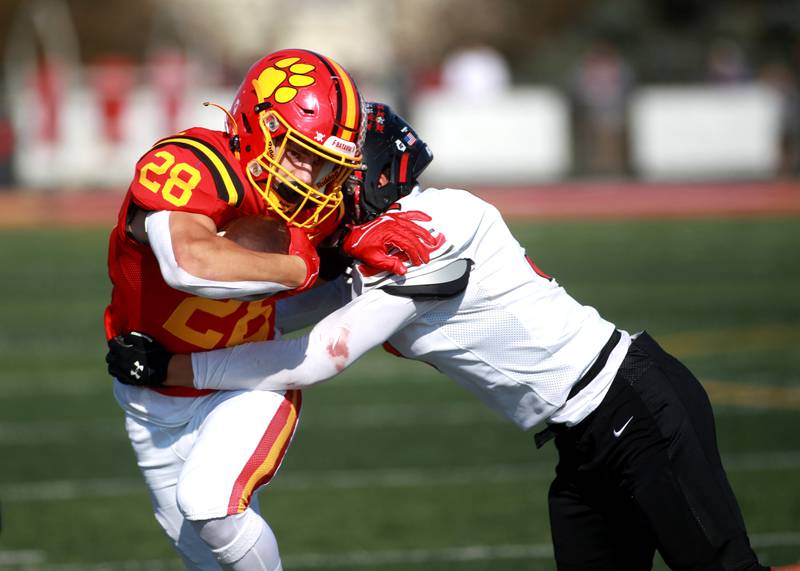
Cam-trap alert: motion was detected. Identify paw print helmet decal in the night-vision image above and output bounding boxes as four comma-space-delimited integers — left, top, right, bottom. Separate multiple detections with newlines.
229, 49, 365, 229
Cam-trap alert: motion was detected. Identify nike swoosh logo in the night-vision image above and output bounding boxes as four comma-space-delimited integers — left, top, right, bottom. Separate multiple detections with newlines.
613, 416, 634, 438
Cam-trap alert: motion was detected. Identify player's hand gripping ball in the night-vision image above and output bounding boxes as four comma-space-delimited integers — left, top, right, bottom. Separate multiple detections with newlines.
220, 215, 290, 253
287, 226, 321, 291
221, 215, 319, 291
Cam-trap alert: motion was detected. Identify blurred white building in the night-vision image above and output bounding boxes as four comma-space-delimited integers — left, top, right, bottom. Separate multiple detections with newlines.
1, 0, 789, 189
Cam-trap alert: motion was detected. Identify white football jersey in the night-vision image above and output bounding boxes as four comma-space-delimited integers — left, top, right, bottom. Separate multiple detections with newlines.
194, 187, 631, 430
352, 188, 630, 428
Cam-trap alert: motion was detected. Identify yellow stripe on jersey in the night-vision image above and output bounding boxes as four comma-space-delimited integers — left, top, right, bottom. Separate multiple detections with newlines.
155, 136, 244, 206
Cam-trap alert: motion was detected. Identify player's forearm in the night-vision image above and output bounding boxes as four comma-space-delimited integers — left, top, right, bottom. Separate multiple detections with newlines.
174, 234, 306, 285
163, 210, 307, 286
182, 289, 421, 392
166, 353, 194, 386
275, 277, 351, 333
160, 344, 325, 390
147, 211, 306, 295
189, 333, 343, 391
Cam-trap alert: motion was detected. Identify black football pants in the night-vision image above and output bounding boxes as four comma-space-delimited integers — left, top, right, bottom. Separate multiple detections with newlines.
548, 332, 767, 571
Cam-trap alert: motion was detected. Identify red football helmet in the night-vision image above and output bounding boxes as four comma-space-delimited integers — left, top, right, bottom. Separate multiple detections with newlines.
228, 49, 365, 229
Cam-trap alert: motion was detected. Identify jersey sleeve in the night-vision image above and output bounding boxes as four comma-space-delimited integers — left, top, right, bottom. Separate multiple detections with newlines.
128, 139, 243, 220
145, 210, 292, 299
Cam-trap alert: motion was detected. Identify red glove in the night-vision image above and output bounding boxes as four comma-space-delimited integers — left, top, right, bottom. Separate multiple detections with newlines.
288, 226, 320, 291
343, 210, 445, 276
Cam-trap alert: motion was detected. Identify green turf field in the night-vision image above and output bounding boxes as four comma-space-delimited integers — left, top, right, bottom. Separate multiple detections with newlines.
1, 217, 799, 570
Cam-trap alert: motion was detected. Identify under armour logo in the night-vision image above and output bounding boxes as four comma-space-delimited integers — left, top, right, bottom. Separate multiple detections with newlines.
131, 361, 144, 380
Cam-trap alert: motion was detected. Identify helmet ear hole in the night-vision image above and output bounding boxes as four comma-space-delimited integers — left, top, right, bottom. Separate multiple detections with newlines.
229, 135, 240, 154
240, 112, 253, 134
378, 168, 391, 188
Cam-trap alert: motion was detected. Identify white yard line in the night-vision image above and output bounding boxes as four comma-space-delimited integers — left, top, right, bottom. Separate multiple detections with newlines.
284, 543, 555, 568
1, 477, 145, 502
2, 393, 797, 447
7, 533, 800, 570
0, 403, 504, 445
0, 550, 45, 566
285, 533, 800, 568
4, 450, 800, 503
4, 560, 185, 570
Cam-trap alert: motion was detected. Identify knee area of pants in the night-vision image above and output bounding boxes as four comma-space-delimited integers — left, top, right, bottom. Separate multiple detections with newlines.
176, 470, 228, 519
190, 510, 264, 565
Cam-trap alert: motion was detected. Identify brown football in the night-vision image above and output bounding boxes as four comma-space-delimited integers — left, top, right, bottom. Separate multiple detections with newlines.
221, 216, 290, 253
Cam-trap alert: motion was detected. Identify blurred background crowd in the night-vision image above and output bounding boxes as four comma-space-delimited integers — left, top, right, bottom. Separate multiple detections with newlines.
0, 0, 798, 189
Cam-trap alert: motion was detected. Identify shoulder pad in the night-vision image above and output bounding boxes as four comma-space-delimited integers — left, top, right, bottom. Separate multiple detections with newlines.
382, 258, 472, 300
150, 134, 246, 207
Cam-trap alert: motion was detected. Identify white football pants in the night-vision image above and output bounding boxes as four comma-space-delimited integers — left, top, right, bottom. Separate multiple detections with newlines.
122, 388, 301, 569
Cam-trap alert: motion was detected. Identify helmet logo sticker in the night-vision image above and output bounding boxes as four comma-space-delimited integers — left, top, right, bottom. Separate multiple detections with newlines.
252, 57, 316, 105
323, 137, 357, 156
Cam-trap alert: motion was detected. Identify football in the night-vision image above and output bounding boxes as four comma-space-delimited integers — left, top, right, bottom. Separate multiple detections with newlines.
220, 215, 290, 253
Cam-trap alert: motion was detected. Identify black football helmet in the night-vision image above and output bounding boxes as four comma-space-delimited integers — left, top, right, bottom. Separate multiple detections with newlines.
345, 102, 433, 223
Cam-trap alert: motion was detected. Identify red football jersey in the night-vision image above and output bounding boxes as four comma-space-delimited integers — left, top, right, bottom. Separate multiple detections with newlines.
105, 128, 278, 396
